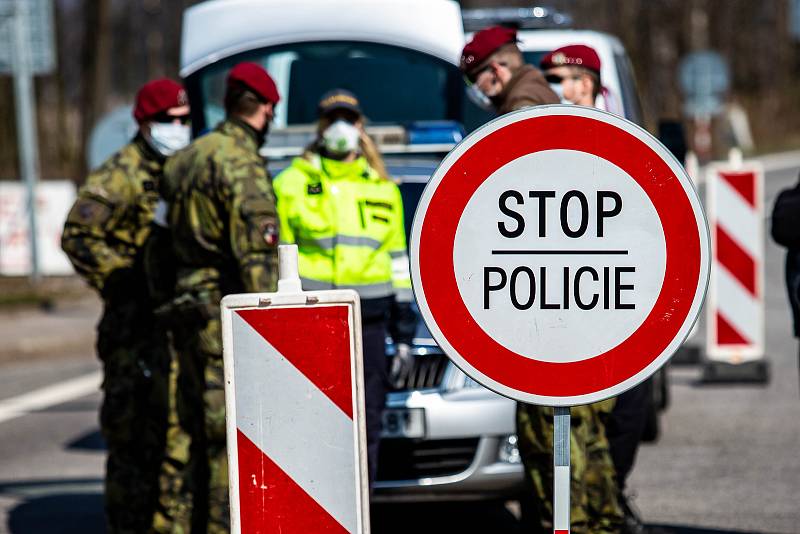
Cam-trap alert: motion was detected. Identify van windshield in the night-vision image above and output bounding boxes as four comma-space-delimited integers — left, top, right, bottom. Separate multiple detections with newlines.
189, 41, 468, 133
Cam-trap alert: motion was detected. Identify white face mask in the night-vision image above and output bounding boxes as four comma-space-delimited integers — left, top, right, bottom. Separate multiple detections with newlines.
466, 84, 494, 111
549, 83, 573, 105
322, 120, 361, 156
148, 123, 191, 156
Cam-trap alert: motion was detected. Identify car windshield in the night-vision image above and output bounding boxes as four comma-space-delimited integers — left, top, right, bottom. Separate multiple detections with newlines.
188, 41, 474, 135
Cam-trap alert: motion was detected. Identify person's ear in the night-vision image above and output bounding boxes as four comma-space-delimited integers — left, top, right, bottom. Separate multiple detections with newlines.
262, 102, 275, 124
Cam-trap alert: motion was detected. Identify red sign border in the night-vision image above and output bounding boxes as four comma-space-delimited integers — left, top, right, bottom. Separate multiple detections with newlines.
411, 106, 710, 405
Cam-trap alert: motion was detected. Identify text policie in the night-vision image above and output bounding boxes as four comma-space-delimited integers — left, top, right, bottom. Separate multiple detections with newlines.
484, 189, 636, 311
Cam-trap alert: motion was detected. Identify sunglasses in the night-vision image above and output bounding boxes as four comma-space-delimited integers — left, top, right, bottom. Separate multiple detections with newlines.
465, 64, 494, 86
545, 73, 583, 84
151, 111, 191, 125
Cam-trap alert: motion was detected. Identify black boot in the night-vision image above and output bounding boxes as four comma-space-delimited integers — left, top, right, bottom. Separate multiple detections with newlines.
619, 492, 645, 534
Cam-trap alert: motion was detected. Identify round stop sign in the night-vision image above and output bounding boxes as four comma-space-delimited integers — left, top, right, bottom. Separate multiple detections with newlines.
410, 106, 710, 406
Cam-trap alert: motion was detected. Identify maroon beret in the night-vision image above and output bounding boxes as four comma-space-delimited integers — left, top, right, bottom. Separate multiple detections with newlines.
540, 45, 602, 76
227, 62, 280, 104
460, 26, 517, 76
133, 79, 187, 124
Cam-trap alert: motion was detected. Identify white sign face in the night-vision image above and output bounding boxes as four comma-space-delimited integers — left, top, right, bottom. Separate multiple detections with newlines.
0, 181, 76, 276
454, 149, 667, 363
411, 106, 710, 406
705, 163, 765, 363
222, 291, 369, 534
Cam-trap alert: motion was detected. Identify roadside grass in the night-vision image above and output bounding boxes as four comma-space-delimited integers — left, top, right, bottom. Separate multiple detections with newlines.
0, 276, 90, 310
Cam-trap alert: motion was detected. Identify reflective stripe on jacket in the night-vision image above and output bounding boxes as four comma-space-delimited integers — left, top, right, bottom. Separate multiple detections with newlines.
274, 154, 412, 303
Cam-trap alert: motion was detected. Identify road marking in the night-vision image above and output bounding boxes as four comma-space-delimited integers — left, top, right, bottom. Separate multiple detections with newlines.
0, 371, 102, 425
761, 150, 800, 173
691, 150, 800, 185
0, 479, 104, 498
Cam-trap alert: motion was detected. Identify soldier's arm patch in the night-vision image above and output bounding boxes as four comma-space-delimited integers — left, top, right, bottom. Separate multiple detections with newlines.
262, 219, 279, 247
67, 197, 113, 226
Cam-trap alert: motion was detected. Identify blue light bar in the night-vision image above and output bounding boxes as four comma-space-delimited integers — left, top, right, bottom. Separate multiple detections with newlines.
407, 121, 465, 145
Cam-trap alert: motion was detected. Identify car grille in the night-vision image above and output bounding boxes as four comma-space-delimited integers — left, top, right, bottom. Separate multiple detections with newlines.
376, 438, 480, 481
390, 353, 449, 391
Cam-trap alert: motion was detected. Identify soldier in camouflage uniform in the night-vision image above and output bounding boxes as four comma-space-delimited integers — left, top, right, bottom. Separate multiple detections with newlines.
460, 30, 624, 532
61, 79, 191, 533
540, 44, 637, 532
162, 62, 280, 534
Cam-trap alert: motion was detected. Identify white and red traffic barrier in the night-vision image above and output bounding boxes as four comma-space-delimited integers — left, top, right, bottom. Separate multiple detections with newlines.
222, 245, 369, 533
704, 153, 769, 382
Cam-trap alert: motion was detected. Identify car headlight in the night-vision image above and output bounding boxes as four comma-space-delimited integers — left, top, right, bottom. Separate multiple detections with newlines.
497, 434, 521, 464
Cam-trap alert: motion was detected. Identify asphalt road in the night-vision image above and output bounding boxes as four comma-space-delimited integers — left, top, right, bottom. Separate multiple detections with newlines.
0, 155, 798, 533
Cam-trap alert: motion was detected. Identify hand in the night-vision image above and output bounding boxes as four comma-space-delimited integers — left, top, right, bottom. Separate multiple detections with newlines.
390, 343, 413, 388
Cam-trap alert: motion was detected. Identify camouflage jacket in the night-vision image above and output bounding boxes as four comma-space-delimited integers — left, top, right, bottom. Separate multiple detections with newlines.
166, 118, 279, 301
61, 135, 163, 296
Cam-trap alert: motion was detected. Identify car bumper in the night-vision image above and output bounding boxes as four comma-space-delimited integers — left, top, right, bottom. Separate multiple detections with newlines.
373, 387, 525, 502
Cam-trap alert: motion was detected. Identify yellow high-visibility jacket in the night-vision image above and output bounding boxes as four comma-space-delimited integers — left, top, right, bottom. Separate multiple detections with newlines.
274, 154, 413, 312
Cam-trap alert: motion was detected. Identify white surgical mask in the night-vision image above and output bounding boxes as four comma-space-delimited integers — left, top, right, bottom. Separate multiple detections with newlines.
466, 84, 494, 111
549, 83, 573, 105
148, 123, 191, 156
322, 120, 361, 156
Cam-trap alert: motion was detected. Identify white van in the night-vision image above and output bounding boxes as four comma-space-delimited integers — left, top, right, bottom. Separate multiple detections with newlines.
180, 0, 668, 503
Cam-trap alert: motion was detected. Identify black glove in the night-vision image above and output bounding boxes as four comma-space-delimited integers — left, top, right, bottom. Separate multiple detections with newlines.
101, 267, 139, 301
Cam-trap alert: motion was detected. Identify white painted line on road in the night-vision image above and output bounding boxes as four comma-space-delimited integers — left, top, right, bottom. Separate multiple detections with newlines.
761, 149, 800, 173
692, 150, 800, 186
0, 371, 102, 425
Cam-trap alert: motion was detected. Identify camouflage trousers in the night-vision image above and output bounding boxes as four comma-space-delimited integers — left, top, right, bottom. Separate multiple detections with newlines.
516, 401, 623, 534
97, 304, 170, 534
154, 311, 229, 534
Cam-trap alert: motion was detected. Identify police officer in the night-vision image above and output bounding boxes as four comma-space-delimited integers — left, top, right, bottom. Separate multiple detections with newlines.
461, 30, 623, 533
273, 89, 415, 489
61, 78, 190, 533
542, 45, 651, 534
165, 62, 280, 533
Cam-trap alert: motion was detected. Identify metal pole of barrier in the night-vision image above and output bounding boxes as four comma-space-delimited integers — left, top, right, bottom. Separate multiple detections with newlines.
553, 406, 570, 534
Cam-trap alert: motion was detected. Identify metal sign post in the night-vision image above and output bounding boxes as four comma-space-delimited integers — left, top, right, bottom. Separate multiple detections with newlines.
553, 407, 570, 533
10, 1, 41, 281
410, 105, 711, 532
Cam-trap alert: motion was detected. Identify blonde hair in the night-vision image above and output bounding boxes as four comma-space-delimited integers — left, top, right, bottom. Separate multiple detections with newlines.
305, 115, 390, 180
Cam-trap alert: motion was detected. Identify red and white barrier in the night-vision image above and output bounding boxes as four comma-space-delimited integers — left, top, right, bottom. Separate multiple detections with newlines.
222, 245, 369, 533
704, 157, 769, 381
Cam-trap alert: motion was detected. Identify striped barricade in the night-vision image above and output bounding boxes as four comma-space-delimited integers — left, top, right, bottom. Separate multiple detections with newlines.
222, 245, 369, 533
703, 161, 769, 382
